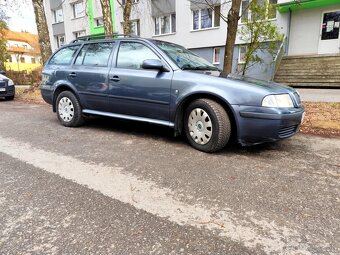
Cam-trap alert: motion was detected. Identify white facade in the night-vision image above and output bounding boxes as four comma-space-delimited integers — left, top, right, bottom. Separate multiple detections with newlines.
44, 0, 89, 51
277, 0, 340, 55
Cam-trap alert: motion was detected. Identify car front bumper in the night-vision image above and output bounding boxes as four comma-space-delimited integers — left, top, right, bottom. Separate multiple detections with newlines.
232, 105, 305, 146
0, 85, 15, 97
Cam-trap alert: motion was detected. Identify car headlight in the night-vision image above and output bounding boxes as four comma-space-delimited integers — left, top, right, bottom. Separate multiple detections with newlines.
8, 79, 14, 86
262, 94, 294, 108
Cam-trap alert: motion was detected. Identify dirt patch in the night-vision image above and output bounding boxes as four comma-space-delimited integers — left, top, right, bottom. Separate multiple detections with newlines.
15, 87, 46, 105
300, 102, 340, 137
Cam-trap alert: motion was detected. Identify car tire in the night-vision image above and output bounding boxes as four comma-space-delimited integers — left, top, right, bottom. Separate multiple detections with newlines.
56, 91, 84, 127
5, 95, 14, 100
184, 99, 231, 153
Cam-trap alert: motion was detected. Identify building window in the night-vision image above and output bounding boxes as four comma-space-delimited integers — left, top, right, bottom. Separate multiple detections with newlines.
56, 35, 66, 48
154, 14, 176, 35
192, 5, 220, 31
72, 1, 85, 18
268, 0, 277, 19
74, 30, 86, 38
122, 0, 139, 5
23, 45, 27, 49
213, 48, 220, 64
94, 18, 104, 27
239, 45, 247, 63
53, 8, 64, 23
121, 20, 140, 36
31, 58, 36, 64
241, 0, 277, 23
20, 57, 25, 63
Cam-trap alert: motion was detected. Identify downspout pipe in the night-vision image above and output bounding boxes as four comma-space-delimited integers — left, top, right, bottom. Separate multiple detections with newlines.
286, 7, 292, 55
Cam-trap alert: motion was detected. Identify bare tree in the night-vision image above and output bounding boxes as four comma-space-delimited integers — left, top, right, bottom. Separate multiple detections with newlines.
116, 0, 133, 35
189, 0, 243, 76
32, 0, 52, 65
100, 0, 114, 35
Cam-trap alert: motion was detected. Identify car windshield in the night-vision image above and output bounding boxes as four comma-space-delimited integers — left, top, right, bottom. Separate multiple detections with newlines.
154, 41, 218, 71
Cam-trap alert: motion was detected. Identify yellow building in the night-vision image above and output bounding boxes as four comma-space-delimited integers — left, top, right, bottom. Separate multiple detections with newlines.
4, 30, 42, 72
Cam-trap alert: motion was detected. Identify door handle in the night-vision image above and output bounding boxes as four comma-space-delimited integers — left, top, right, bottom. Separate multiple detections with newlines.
110, 75, 120, 82
69, 72, 77, 78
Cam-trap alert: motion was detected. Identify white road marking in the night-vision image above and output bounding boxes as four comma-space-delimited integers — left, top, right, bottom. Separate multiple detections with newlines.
0, 136, 312, 254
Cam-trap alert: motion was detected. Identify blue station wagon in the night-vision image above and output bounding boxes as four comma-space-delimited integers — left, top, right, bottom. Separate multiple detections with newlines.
41, 35, 304, 152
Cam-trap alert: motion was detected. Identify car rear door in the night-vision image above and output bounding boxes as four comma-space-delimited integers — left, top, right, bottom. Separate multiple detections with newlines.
107, 40, 172, 122
68, 42, 115, 112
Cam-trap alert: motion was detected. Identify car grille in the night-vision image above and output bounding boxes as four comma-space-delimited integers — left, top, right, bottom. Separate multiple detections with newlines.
0, 81, 6, 87
278, 125, 298, 138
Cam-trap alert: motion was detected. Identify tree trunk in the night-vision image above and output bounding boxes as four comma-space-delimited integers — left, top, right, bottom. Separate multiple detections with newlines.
32, 0, 52, 65
123, 0, 133, 35
221, 0, 242, 77
100, 0, 114, 35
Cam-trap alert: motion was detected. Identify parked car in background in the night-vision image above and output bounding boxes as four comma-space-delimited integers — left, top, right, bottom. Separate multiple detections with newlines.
41, 36, 304, 152
0, 71, 15, 101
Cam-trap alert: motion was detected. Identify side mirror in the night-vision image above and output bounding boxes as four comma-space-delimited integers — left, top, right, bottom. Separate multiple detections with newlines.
0, 70, 5, 75
142, 59, 167, 71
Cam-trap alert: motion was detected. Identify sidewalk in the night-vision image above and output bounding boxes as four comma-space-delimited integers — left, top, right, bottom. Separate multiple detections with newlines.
296, 89, 340, 103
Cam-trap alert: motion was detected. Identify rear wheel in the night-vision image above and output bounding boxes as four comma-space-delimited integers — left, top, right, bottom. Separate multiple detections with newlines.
56, 91, 84, 127
184, 99, 231, 153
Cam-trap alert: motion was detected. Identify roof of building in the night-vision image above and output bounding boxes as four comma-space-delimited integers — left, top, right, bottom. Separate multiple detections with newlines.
5, 30, 41, 55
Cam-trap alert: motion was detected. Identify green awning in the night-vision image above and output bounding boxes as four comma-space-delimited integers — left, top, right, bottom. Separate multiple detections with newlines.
278, 0, 340, 13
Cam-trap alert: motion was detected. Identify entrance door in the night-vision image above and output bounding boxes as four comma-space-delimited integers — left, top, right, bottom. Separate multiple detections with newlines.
318, 11, 340, 54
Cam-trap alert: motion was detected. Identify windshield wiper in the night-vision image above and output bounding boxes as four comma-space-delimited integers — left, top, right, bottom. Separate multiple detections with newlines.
181, 65, 218, 71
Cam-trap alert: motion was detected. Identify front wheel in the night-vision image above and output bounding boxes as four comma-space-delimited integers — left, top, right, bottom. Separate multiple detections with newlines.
184, 99, 231, 153
56, 91, 84, 127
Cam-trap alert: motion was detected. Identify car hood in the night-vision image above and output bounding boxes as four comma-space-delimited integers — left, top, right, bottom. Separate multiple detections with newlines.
183, 70, 295, 94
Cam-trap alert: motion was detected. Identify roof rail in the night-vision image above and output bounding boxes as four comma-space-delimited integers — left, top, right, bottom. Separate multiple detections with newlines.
70, 33, 139, 43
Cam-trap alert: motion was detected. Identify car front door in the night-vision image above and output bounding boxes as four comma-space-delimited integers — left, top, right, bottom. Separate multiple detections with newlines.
108, 41, 172, 122
68, 42, 115, 112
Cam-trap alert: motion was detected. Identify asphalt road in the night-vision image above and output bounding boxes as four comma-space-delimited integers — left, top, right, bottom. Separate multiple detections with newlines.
0, 100, 339, 255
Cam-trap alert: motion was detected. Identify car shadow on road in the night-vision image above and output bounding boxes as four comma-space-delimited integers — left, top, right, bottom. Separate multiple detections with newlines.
82, 115, 288, 155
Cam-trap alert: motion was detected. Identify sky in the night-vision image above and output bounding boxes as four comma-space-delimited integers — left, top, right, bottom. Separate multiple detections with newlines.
2, 0, 38, 34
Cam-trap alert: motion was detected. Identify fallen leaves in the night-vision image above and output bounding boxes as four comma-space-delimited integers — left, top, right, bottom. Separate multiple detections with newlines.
300, 102, 340, 137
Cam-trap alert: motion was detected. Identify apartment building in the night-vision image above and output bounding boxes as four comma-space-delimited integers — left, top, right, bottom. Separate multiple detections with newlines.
44, 0, 115, 51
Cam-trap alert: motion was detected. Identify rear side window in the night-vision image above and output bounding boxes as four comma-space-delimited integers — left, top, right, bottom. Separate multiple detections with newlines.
75, 43, 113, 66
49, 46, 80, 65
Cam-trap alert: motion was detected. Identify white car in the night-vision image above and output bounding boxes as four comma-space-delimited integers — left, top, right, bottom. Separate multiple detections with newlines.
0, 73, 15, 100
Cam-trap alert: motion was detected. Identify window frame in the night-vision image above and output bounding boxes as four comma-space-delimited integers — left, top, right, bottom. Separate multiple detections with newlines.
48, 45, 81, 66
213, 47, 220, 64
154, 13, 176, 36
238, 45, 247, 64
56, 35, 66, 48
240, 0, 277, 24
191, 5, 220, 31
72, 1, 85, 19
115, 41, 165, 70
74, 30, 86, 39
74, 42, 114, 67
53, 8, 64, 24
94, 17, 104, 27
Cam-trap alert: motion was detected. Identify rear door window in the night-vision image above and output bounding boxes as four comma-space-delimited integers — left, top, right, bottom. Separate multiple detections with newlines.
49, 46, 80, 65
74, 43, 114, 66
